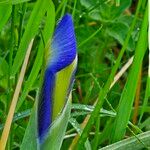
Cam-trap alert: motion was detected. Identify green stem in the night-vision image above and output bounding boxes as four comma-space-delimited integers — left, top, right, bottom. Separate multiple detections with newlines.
78, 25, 103, 48
92, 116, 100, 150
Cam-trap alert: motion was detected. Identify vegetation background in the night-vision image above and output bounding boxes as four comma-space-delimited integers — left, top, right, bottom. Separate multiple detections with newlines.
0, 0, 149, 149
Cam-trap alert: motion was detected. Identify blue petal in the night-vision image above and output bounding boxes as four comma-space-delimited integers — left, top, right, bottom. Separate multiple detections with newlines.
37, 14, 77, 143
49, 13, 77, 72
38, 70, 55, 142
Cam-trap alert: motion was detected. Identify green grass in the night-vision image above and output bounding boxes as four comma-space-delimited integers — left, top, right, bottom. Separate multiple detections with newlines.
0, 0, 149, 149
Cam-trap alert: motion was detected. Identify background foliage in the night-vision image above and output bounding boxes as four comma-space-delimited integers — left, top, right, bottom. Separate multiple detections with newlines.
0, 0, 149, 149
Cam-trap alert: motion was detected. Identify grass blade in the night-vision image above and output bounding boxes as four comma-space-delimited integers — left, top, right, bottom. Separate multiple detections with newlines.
11, 0, 47, 76
100, 131, 150, 150
110, 5, 148, 142
0, 39, 33, 150
138, 0, 150, 124
0, 0, 31, 4
0, 3, 11, 32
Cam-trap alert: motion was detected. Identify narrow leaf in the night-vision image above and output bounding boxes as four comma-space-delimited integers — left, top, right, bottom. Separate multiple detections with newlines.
101, 131, 150, 150
110, 5, 148, 142
0, 3, 11, 32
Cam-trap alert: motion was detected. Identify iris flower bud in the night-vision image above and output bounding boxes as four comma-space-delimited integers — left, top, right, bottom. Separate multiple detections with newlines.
37, 14, 77, 147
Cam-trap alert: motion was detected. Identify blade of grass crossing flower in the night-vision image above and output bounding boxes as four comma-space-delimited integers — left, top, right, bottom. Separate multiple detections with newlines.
16, 0, 55, 111
111, 5, 148, 142
76, 0, 143, 148
0, 39, 33, 150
